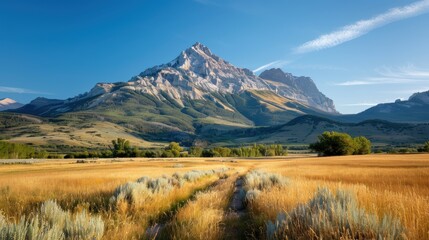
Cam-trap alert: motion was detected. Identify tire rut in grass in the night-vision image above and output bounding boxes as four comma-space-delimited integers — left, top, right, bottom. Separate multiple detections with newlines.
145, 177, 228, 239
223, 176, 250, 240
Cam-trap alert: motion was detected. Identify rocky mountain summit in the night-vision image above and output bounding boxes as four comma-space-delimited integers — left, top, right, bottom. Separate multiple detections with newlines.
259, 68, 337, 113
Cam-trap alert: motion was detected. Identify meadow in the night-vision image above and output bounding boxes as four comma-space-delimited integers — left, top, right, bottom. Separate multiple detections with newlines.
0, 154, 428, 239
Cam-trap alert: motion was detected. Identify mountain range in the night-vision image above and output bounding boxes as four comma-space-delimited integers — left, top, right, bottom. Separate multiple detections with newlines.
2, 43, 429, 147
338, 90, 429, 123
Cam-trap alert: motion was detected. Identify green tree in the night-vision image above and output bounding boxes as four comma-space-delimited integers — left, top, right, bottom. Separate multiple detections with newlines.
165, 142, 183, 157
309, 132, 356, 156
161, 150, 174, 158
189, 146, 203, 157
424, 141, 429, 152
213, 147, 231, 157
0, 141, 38, 159
110, 138, 134, 157
353, 136, 371, 155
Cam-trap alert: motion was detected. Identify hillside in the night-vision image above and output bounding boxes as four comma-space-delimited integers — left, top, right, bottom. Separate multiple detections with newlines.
211, 115, 429, 146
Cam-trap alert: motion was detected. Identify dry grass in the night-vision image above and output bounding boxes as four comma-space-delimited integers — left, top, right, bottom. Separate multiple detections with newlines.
106, 174, 222, 239
0, 159, 238, 239
162, 173, 239, 240
246, 154, 429, 239
0, 154, 428, 239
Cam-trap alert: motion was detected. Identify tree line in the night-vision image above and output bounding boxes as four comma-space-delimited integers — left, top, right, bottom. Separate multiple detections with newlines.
0, 141, 48, 159
2, 136, 429, 159
64, 139, 287, 158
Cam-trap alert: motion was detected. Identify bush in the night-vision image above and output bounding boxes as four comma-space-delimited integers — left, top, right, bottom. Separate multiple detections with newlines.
266, 187, 405, 240
242, 170, 289, 206
310, 132, 371, 156
0, 200, 104, 240
244, 170, 289, 192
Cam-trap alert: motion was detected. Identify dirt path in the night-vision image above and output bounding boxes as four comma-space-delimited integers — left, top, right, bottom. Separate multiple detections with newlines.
223, 176, 249, 240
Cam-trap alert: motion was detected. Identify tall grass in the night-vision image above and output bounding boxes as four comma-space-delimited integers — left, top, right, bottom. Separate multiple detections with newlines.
0, 200, 104, 240
244, 170, 290, 191
243, 170, 289, 204
105, 168, 231, 239
161, 173, 238, 240
266, 187, 406, 239
109, 168, 230, 211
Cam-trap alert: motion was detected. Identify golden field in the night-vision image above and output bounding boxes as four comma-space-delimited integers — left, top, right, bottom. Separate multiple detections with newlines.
0, 154, 428, 239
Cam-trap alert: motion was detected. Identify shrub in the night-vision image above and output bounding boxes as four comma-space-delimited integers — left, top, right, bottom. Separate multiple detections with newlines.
244, 170, 289, 191
242, 170, 289, 206
0, 200, 104, 240
266, 187, 405, 239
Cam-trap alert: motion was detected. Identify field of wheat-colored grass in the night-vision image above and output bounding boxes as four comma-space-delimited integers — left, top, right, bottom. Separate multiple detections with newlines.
0, 154, 428, 239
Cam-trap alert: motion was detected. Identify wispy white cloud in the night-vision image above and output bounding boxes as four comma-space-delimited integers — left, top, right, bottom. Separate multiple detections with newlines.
288, 64, 347, 71
336, 65, 429, 86
253, 60, 290, 73
0, 86, 47, 94
375, 64, 429, 78
336, 78, 421, 86
295, 0, 429, 54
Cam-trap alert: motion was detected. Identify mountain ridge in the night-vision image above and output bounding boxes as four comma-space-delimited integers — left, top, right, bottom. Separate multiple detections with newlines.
337, 90, 429, 123
259, 68, 337, 113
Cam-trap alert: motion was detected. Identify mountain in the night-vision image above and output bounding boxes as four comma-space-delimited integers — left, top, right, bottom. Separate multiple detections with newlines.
15, 43, 336, 116
338, 90, 429, 123
11, 43, 338, 143
259, 68, 337, 113
0, 98, 23, 111
8, 43, 426, 147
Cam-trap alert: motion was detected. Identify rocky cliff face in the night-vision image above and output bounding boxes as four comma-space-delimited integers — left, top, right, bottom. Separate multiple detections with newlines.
259, 68, 337, 113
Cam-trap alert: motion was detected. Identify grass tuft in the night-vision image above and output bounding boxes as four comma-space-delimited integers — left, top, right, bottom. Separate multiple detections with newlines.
266, 187, 406, 240
0, 200, 104, 240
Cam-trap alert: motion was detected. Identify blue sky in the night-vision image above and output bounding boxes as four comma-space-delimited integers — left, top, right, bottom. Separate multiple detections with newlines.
1, 0, 428, 114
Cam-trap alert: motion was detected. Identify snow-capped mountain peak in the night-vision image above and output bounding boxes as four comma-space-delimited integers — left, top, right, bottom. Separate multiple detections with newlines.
0, 98, 24, 111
